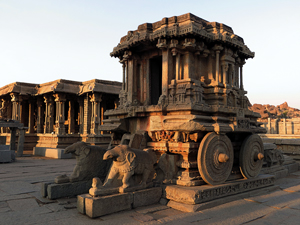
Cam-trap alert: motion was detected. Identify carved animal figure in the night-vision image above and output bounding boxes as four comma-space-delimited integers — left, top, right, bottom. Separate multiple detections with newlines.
56, 142, 111, 183
103, 145, 157, 189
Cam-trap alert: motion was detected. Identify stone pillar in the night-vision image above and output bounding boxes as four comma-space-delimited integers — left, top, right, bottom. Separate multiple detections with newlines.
36, 98, 44, 133
83, 94, 91, 135
54, 94, 66, 135
44, 95, 54, 133
145, 59, 150, 105
283, 118, 287, 134
162, 49, 171, 97
78, 99, 84, 134
68, 100, 75, 134
127, 59, 134, 104
90, 93, 102, 135
240, 64, 244, 90
17, 128, 25, 157
122, 62, 126, 91
9, 127, 16, 151
10, 94, 21, 121
28, 100, 35, 133
267, 118, 271, 134
176, 53, 181, 80
222, 63, 228, 85
213, 45, 223, 85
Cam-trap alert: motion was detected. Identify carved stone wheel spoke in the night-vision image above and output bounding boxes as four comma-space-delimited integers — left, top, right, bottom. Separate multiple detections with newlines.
239, 134, 264, 179
197, 132, 234, 185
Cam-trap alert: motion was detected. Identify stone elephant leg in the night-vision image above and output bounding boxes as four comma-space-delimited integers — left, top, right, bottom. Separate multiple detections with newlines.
103, 167, 119, 187
69, 166, 81, 182
140, 168, 152, 188
122, 170, 134, 189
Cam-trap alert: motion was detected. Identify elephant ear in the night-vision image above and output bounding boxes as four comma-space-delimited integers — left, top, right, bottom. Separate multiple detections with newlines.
83, 147, 90, 157
126, 151, 136, 166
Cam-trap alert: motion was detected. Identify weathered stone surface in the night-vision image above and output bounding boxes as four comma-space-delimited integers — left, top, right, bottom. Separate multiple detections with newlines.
0, 150, 12, 162
45, 180, 92, 200
133, 187, 162, 208
164, 175, 275, 205
84, 193, 133, 218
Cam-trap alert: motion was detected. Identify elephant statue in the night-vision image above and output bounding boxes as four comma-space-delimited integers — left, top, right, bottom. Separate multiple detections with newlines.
103, 145, 157, 190
55, 142, 112, 183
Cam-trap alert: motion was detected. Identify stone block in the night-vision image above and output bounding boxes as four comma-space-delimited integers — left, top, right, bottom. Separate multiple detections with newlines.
33, 147, 72, 159
0, 145, 9, 150
164, 174, 275, 205
133, 187, 162, 208
285, 163, 299, 173
0, 150, 12, 162
84, 193, 133, 218
44, 180, 92, 199
77, 194, 86, 214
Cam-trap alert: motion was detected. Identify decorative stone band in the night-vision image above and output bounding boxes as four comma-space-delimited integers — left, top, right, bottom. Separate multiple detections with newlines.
164, 174, 275, 205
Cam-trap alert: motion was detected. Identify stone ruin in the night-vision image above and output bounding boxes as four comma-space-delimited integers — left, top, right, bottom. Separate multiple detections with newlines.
42, 13, 299, 218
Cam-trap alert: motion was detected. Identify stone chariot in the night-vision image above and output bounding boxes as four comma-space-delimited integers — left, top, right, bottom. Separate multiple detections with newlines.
100, 13, 266, 187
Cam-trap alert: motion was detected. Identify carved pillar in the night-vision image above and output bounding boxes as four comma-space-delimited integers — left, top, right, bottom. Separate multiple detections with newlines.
83, 94, 91, 135
28, 100, 35, 133
36, 98, 43, 133
54, 94, 66, 135
44, 95, 54, 133
122, 62, 126, 91
213, 45, 223, 85
10, 93, 21, 121
145, 58, 150, 105
176, 53, 181, 80
68, 100, 75, 134
222, 63, 228, 85
90, 93, 102, 135
162, 49, 171, 97
240, 63, 244, 90
78, 98, 84, 134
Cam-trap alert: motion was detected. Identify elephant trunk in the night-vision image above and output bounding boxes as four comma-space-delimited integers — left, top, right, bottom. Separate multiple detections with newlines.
64, 146, 75, 154
103, 150, 115, 160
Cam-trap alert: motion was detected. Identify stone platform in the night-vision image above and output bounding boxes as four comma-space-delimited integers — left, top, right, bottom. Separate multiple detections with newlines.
42, 180, 92, 199
78, 187, 162, 218
163, 174, 275, 212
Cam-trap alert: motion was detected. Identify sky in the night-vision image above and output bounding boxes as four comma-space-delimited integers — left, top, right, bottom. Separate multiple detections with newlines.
1, 0, 300, 108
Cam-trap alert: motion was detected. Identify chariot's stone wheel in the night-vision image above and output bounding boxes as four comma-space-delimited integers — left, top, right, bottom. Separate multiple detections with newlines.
197, 132, 234, 185
239, 134, 264, 179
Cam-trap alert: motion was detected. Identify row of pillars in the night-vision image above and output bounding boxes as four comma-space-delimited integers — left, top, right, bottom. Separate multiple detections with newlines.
8, 93, 102, 135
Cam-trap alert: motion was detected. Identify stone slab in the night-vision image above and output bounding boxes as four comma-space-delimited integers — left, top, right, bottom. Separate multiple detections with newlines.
0, 150, 12, 162
167, 184, 279, 212
43, 180, 92, 200
0, 145, 9, 150
163, 174, 275, 205
33, 147, 72, 159
84, 193, 133, 218
133, 187, 162, 208
78, 187, 163, 218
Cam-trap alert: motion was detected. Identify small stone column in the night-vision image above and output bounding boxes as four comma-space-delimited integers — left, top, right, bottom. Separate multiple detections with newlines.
36, 98, 44, 133
28, 100, 35, 133
78, 99, 84, 134
68, 100, 75, 134
83, 94, 91, 135
122, 62, 126, 90
90, 93, 102, 135
10, 94, 21, 121
240, 63, 244, 90
44, 95, 55, 133
213, 45, 223, 85
176, 53, 181, 80
17, 127, 26, 157
54, 94, 66, 135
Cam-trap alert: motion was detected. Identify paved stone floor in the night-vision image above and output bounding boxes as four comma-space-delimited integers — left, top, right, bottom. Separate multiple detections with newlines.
1, 156, 300, 225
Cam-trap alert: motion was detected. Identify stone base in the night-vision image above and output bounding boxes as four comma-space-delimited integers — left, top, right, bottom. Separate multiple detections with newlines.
167, 184, 279, 212
163, 174, 275, 206
0, 150, 14, 163
78, 187, 162, 218
42, 180, 92, 199
33, 147, 72, 159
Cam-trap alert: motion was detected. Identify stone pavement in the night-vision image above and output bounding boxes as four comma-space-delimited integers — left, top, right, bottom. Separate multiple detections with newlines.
1, 156, 300, 225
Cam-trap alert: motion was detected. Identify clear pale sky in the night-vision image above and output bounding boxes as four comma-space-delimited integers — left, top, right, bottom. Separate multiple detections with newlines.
1, 0, 299, 108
